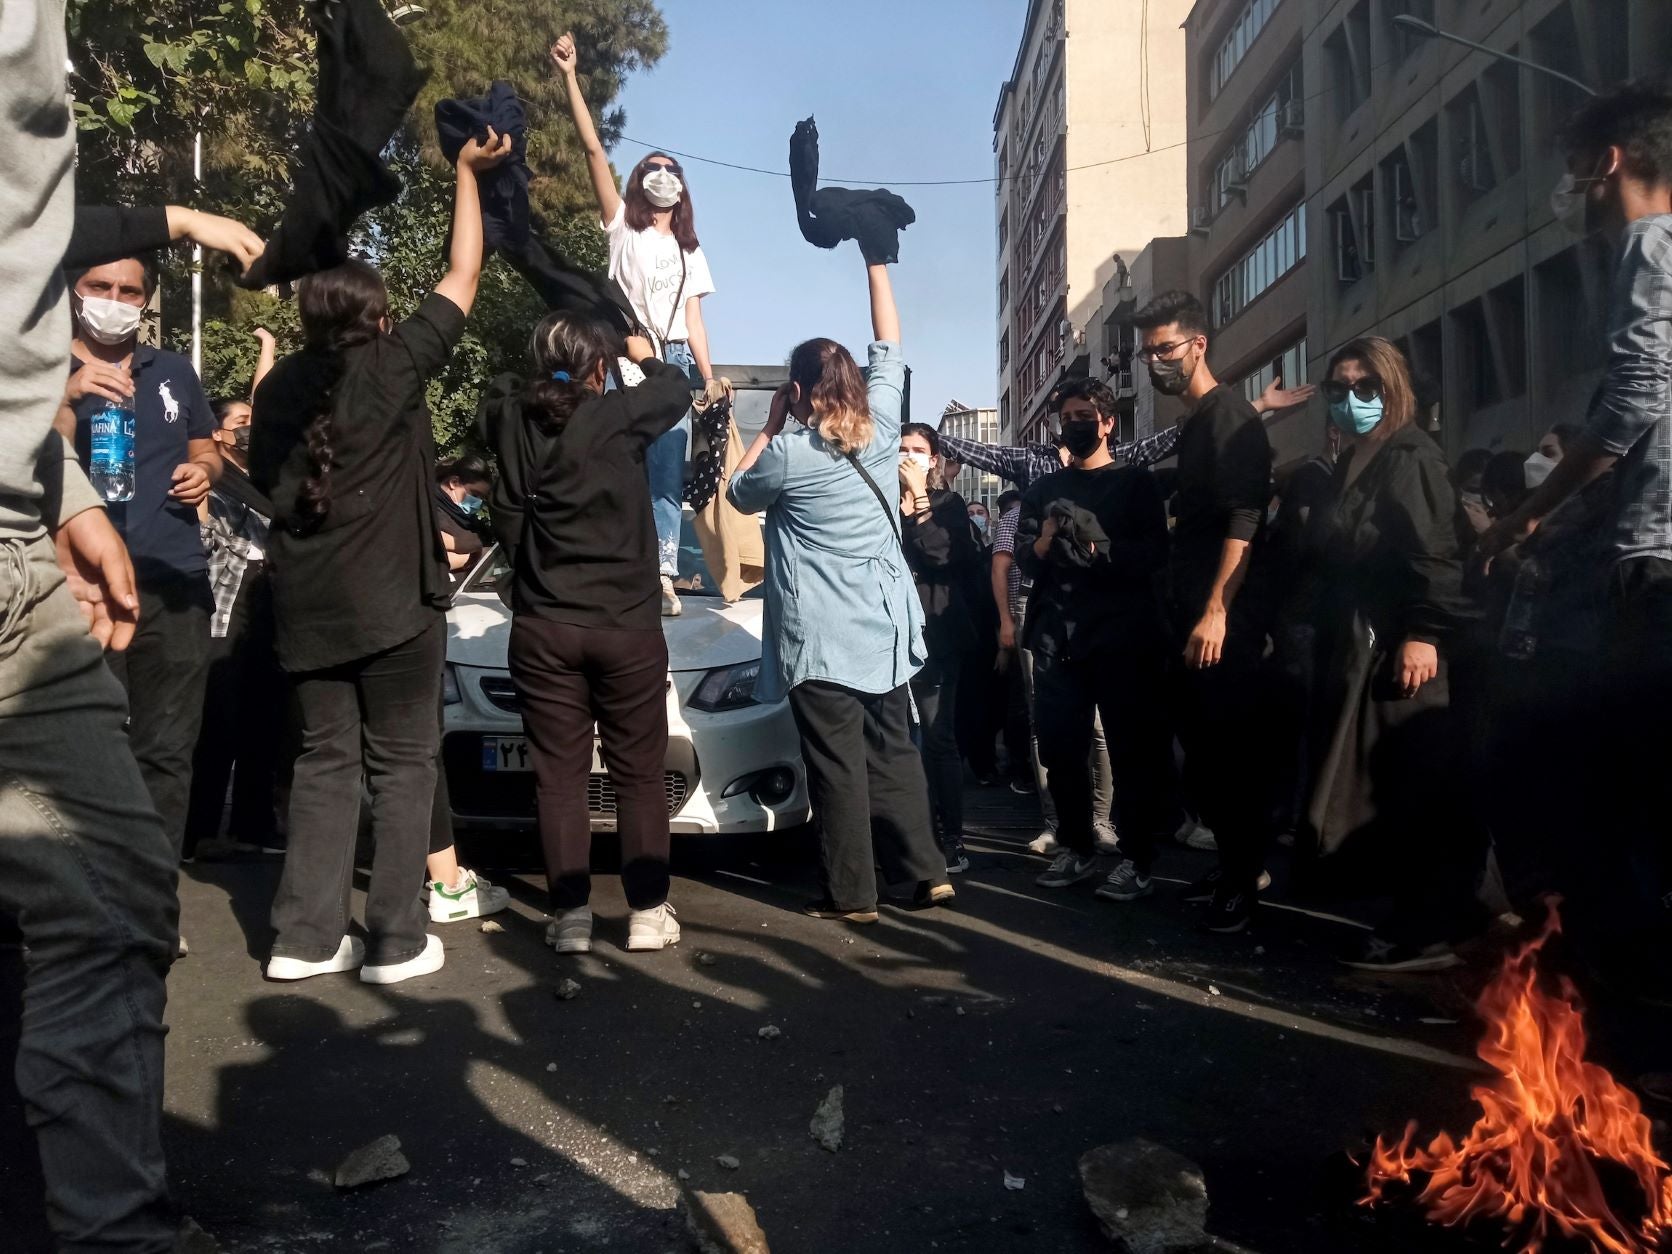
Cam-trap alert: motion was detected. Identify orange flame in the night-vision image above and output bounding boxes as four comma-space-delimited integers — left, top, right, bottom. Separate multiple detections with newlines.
1362, 901, 1672, 1253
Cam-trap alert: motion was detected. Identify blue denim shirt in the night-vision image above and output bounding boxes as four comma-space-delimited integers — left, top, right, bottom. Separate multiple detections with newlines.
727, 341, 925, 702
1583, 214, 1672, 562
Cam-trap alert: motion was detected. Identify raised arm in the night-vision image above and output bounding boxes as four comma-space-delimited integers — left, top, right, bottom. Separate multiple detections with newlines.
251, 326, 277, 394
551, 34, 623, 226
869, 262, 900, 344
434, 132, 514, 317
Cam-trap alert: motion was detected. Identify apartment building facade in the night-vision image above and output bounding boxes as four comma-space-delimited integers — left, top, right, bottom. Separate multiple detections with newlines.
1183, 0, 1313, 458
1304, 0, 1661, 461
994, 0, 1193, 445
939, 402, 1004, 513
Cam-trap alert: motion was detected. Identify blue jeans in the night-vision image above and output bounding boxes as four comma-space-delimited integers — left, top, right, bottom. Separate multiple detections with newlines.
0, 537, 178, 1251
648, 342, 699, 577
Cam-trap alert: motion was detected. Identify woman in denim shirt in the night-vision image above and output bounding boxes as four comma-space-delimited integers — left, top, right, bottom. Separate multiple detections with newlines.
729, 255, 952, 921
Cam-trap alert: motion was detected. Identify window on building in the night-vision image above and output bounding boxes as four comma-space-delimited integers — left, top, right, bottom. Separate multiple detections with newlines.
999, 390, 1011, 434
1212, 202, 1305, 326
1208, 65, 1303, 214
1210, 0, 1283, 101
1330, 196, 1362, 285
1534, 242, 1609, 380
999, 330, 1010, 370
1241, 336, 1308, 404
1381, 146, 1426, 248
1324, 1, 1372, 117
1485, 274, 1527, 401
1482, 57, 1523, 180
1451, 298, 1501, 411
1406, 320, 1443, 426
1450, 87, 1497, 202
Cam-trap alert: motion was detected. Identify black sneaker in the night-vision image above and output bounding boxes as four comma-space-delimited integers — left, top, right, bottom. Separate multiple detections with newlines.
1181, 866, 1272, 904
801, 900, 879, 924
1339, 935, 1461, 973
1201, 882, 1255, 934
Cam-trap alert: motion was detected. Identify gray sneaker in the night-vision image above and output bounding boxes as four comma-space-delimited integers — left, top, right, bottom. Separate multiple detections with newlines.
1036, 850, 1100, 889
1094, 858, 1153, 902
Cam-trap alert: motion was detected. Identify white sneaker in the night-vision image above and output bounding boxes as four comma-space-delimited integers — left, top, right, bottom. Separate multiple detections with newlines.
428, 868, 510, 923
360, 934, 445, 985
1027, 830, 1061, 856
1092, 822, 1122, 856
1176, 820, 1218, 851
545, 907, 594, 954
266, 935, 364, 981
660, 575, 683, 618
626, 902, 681, 952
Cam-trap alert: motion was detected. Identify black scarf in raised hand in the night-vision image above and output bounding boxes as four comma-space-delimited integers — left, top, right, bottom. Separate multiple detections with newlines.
237, 0, 426, 290
435, 81, 530, 250
789, 116, 916, 265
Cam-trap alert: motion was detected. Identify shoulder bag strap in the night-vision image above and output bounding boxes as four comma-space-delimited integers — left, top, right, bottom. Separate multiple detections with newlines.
845, 450, 902, 543
659, 246, 688, 354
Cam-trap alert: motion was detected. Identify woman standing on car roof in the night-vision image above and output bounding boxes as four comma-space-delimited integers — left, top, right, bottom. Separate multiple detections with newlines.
553, 31, 729, 621
479, 319, 692, 956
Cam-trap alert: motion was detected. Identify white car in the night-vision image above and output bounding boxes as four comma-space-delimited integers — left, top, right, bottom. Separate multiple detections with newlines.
440, 539, 810, 838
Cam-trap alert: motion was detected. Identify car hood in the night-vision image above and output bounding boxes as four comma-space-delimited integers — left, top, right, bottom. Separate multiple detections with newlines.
447, 593, 764, 673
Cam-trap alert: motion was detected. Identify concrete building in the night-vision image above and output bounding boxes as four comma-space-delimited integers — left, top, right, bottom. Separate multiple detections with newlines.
938, 402, 1004, 513
1301, 0, 1664, 462
994, 0, 1194, 445
1182, 0, 1313, 459
1084, 237, 1194, 445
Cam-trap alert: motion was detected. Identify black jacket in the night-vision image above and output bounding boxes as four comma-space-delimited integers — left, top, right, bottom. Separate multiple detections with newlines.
479, 360, 691, 631
901, 487, 981, 675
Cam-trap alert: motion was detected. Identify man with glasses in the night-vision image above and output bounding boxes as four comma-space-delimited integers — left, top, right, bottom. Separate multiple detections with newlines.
1134, 291, 1276, 934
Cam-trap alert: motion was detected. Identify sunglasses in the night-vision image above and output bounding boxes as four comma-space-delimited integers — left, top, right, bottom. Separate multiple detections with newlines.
645, 158, 683, 175
1322, 376, 1383, 403
1135, 338, 1197, 362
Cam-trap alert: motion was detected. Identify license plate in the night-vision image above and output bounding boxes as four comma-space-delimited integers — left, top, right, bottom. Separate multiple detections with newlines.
481, 737, 603, 773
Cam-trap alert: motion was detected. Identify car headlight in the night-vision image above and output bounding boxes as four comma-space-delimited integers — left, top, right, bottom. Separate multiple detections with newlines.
688, 660, 760, 712
442, 663, 462, 706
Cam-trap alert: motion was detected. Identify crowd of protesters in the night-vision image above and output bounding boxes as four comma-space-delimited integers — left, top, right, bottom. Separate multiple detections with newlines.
3, 0, 1672, 1242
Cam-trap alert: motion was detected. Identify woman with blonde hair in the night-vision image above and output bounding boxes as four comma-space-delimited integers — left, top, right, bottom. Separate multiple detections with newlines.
1296, 336, 1482, 972
728, 253, 953, 922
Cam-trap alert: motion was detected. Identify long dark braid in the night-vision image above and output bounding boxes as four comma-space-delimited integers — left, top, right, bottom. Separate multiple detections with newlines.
293, 260, 389, 528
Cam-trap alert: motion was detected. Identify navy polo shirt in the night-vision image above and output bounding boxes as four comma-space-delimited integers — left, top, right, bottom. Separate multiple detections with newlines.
72, 345, 214, 583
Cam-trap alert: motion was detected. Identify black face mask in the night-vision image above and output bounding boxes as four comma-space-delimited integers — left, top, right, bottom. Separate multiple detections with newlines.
231, 426, 252, 453
1147, 354, 1194, 396
1060, 420, 1104, 459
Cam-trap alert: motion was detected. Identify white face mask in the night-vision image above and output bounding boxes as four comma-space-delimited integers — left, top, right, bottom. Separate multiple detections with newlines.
1524, 450, 1559, 489
642, 168, 684, 208
901, 451, 932, 472
77, 294, 143, 345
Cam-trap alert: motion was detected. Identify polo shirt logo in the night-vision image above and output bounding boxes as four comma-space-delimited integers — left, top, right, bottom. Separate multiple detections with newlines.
159, 380, 180, 423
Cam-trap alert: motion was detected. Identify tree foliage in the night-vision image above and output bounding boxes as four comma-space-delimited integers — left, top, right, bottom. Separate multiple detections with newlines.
78, 0, 666, 454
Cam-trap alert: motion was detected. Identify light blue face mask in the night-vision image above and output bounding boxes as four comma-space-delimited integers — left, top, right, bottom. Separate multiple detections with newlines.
460, 493, 484, 516
1329, 393, 1384, 436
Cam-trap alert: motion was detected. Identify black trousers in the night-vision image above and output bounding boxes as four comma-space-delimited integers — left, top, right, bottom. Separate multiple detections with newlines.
509, 617, 670, 912
788, 680, 947, 909
270, 619, 441, 966
1170, 624, 1277, 890
106, 570, 213, 861
954, 648, 1004, 778
1033, 646, 1181, 867
184, 566, 285, 853
1596, 556, 1672, 949
910, 666, 964, 844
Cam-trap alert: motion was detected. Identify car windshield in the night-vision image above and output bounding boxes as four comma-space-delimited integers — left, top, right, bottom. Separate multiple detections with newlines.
461, 513, 761, 601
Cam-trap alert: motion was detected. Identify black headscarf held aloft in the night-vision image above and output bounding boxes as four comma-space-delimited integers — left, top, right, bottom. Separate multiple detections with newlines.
236, 0, 425, 290
789, 117, 916, 265
435, 81, 530, 250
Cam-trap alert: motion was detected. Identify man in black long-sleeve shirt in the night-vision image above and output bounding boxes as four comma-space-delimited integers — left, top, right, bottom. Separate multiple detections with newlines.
1015, 379, 1182, 898
1136, 291, 1276, 934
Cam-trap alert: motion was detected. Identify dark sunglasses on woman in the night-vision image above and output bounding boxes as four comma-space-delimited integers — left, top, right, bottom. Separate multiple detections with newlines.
1322, 376, 1383, 404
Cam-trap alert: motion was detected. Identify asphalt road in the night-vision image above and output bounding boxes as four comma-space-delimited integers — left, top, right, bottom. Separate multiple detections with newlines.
5, 783, 1667, 1253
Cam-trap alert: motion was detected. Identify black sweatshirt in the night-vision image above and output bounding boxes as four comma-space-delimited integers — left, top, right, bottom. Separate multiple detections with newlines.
1014, 464, 1169, 662
1168, 384, 1272, 627
901, 486, 981, 671
480, 359, 691, 631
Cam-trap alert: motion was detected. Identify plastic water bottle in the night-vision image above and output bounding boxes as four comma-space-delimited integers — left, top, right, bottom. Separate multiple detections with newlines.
88, 395, 136, 503
1499, 554, 1545, 662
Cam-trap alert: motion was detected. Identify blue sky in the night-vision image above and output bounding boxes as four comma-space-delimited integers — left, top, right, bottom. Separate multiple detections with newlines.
610, 0, 1022, 417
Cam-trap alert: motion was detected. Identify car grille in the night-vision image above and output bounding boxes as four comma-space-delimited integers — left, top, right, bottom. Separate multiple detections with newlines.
443, 735, 688, 820
479, 677, 520, 713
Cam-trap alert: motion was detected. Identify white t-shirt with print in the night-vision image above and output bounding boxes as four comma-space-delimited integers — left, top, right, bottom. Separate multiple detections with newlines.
603, 201, 716, 345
